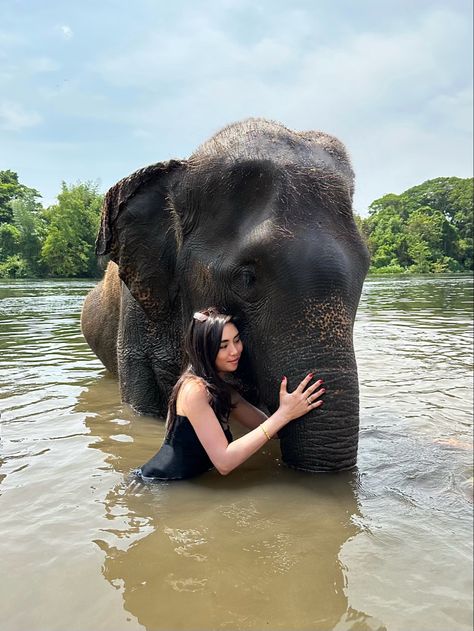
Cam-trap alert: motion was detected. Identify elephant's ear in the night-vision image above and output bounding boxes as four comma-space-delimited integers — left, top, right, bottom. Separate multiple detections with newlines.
96, 159, 185, 320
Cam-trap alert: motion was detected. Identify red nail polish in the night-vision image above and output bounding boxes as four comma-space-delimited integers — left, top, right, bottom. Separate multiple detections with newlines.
308, 373, 313, 378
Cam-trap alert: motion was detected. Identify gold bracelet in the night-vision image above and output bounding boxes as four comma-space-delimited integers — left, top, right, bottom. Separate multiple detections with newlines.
260, 423, 271, 441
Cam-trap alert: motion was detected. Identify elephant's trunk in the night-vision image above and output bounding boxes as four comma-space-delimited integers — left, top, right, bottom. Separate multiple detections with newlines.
250, 294, 362, 472
277, 349, 360, 472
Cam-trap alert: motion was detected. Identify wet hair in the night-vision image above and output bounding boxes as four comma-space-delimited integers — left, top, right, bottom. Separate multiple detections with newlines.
166, 307, 238, 430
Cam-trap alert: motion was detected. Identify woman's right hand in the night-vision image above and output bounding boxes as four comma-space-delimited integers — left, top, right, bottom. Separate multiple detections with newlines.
278, 374, 325, 422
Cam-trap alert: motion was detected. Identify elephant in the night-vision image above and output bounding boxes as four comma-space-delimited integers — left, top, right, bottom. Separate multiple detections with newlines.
81, 117, 370, 472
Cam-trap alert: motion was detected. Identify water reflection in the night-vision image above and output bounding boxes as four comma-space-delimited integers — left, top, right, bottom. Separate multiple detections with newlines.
77, 379, 386, 631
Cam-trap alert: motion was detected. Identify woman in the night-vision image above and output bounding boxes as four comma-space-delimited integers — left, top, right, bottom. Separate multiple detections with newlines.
135, 308, 325, 480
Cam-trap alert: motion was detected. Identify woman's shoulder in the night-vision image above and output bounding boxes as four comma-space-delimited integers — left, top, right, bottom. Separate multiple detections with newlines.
176, 375, 210, 411
179, 375, 207, 393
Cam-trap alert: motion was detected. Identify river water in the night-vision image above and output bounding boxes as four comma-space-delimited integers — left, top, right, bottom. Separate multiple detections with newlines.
0, 275, 472, 631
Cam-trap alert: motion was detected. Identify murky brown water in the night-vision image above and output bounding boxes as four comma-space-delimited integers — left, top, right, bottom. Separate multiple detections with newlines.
0, 275, 472, 631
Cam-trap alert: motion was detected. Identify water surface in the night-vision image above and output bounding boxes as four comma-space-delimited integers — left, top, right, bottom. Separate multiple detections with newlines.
0, 275, 472, 631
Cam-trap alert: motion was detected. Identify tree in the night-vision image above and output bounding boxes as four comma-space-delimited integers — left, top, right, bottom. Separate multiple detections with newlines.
40, 181, 103, 277
0, 254, 29, 278
0, 223, 28, 278
10, 194, 46, 275
0, 223, 21, 258
447, 178, 473, 269
363, 177, 473, 274
0, 170, 41, 224
401, 177, 472, 270
406, 206, 459, 272
364, 195, 410, 269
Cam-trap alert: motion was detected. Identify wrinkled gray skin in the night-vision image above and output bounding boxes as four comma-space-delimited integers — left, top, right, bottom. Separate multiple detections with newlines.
81, 118, 370, 472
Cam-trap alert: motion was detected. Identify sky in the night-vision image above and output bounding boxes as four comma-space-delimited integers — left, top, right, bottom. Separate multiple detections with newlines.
0, 0, 472, 215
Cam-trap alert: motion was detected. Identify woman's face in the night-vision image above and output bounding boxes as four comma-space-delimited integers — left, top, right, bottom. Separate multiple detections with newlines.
215, 322, 243, 373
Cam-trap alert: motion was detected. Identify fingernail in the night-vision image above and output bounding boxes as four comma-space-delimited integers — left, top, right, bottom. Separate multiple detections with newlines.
321, 388, 326, 394
308, 373, 313, 378
320, 400, 324, 406
282, 376, 287, 381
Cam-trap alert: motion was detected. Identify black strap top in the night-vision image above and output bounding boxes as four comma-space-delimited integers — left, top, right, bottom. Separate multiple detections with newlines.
135, 414, 233, 481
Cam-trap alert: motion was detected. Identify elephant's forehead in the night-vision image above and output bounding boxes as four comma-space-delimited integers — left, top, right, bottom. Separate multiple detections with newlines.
228, 217, 291, 249
186, 207, 290, 250
240, 218, 295, 245
184, 218, 297, 277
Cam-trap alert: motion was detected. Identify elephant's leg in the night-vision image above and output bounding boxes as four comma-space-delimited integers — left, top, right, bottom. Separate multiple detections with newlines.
117, 285, 180, 418
80, 261, 120, 375
118, 350, 164, 417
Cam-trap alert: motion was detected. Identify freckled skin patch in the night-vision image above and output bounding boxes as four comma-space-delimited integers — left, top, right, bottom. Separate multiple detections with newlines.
119, 263, 159, 318
301, 295, 353, 346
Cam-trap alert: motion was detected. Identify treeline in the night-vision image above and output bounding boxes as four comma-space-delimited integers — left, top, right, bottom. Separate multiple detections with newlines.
356, 177, 473, 274
0, 170, 472, 278
0, 170, 103, 278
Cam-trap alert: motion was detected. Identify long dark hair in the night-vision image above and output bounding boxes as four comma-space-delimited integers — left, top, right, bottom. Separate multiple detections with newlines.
166, 307, 238, 430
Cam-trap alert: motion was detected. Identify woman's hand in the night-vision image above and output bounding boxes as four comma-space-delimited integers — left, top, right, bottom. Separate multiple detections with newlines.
278, 374, 325, 421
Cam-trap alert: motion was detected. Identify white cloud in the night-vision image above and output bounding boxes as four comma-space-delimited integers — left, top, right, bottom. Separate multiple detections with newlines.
94, 8, 316, 89
59, 25, 73, 40
94, 6, 470, 123
280, 8, 470, 126
0, 101, 42, 131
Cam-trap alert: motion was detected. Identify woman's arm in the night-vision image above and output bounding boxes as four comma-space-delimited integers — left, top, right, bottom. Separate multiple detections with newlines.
180, 375, 324, 475
229, 390, 268, 430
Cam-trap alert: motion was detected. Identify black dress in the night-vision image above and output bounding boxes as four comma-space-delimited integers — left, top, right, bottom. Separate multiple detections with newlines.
134, 414, 233, 481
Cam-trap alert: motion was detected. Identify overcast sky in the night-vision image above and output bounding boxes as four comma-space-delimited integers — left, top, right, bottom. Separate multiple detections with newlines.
1, 0, 472, 215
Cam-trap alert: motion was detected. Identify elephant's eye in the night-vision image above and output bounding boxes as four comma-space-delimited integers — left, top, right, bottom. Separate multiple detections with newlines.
232, 264, 257, 297
241, 267, 256, 288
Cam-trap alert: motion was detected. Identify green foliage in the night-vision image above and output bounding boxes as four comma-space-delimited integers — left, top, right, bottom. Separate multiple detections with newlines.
0, 171, 46, 277
10, 195, 46, 275
0, 254, 29, 278
358, 177, 473, 274
40, 181, 103, 277
0, 172, 103, 278
0, 170, 41, 224
0, 223, 21, 259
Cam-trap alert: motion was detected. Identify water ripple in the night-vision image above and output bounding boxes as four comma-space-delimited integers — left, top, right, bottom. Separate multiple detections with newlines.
0, 275, 472, 631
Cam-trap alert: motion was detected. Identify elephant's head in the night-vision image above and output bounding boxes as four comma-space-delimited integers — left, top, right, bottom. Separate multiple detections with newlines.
97, 119, 370, 472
